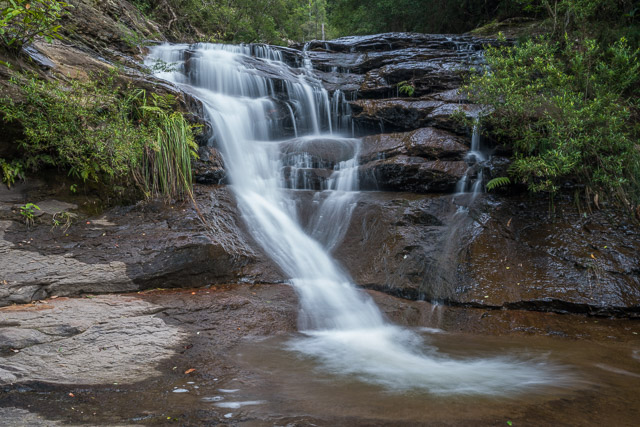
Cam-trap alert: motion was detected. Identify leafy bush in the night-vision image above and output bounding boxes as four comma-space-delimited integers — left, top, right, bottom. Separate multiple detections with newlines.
0, 0, 70, 51
465, 36, 640, 206
0, 72, 198, 200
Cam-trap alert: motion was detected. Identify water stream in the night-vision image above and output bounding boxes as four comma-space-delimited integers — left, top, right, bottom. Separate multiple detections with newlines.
147, 43, 569, 395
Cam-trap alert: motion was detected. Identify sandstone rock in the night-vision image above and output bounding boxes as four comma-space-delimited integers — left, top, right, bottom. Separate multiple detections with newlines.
194, 146, 226, 185
0, 295, 185, 385
359, 156, 468, 193
325, 191, 640, 317
453, 195, 640, 316
350, 98, 485, 134
359, 127, 469, 163
0, 187, 284, 307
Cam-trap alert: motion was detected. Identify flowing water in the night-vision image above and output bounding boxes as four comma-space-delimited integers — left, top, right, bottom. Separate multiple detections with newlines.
147, 43, 571, 395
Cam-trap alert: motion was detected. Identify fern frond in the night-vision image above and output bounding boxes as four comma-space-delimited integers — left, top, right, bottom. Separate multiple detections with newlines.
486, 176, 511, 191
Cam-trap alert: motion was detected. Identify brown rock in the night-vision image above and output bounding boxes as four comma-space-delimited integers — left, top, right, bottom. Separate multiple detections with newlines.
359, 127, 469, 163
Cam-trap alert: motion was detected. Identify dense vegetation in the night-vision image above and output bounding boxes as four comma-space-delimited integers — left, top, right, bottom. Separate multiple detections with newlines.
327, 0, 639, 41
0, 72, 198, 201
461, 1, 639, 210
130, 0, 331, 44
0, 0, 69, 51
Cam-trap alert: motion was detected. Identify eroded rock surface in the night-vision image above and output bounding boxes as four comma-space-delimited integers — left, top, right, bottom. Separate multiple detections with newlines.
0, 295, 185, 385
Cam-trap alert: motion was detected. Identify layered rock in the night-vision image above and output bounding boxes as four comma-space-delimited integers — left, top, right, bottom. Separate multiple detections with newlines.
0, 186, 283, 307
350, 99, 484, 135
358, 127, 469, 192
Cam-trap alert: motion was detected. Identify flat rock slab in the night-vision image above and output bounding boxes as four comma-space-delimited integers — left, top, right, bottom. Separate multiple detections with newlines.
0, 295, 185, 385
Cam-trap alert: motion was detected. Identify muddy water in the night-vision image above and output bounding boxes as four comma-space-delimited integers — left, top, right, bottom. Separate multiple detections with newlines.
2, 287, 638, 426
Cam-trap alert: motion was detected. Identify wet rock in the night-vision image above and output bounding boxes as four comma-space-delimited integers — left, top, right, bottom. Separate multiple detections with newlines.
280, 136, 359, 166
359, 127, 469, 163
300, 33, 495, 54
359, 156, 467, 193
452, 195, 640, 316
194, 146, 226, 185
358, 60, 464, 98
330, 191, 640, 317
282, 167, 333, 190
331, 192, 460, 300
483, 155, 512, 181
350, 98, 484, 134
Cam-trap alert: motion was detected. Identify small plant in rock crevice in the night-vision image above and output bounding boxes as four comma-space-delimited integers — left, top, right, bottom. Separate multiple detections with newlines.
19, 202, 39, 227
397, 80, 415, 97
51, 211, 73, 232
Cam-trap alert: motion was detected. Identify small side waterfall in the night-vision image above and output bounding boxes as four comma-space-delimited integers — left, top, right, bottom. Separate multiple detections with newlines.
147, 43, 566, 394
455, 124, 487, 199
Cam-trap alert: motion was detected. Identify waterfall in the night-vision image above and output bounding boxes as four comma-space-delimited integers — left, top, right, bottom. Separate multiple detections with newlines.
455, 124, 486, 198
147, 43, 566, 394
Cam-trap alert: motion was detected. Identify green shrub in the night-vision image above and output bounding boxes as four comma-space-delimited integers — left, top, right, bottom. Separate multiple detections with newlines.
465, 36, 640, 206
0, 157, 23, 186
0, 72, 198, 201
0, 0, 70, 51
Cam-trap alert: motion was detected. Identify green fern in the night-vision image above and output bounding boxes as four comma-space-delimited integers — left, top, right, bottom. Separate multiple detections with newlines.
397, 81, 415, 97
486, 176, 511, 191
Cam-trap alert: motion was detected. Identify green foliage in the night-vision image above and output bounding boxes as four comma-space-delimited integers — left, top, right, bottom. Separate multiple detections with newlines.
0, 0, 70, 51
327, 0, 525, 36
326, 0, 638, 40
133, 91, 199, 200
465, 36, 640, 205
0, 72, 198, 201
0, 157, 24, 187
397, 81, 415, 97
131, 0, 331, 44
486, 177, 512, 191
19, 202, 39, 227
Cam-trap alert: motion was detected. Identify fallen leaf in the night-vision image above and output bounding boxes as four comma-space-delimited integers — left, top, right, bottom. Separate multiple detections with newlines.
50, 296, 59, 299
506, 218, 512, 227
191, 292, 196, 295
184, 368, 196, 374
590, 254, 596, 259
68, 393, 75, 397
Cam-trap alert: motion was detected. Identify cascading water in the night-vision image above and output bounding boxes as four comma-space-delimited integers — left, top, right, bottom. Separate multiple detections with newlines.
147, 43, 568, 394
455, 124, 486, 199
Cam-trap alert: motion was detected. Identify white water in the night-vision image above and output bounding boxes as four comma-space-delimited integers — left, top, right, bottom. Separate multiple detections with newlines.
147, 43, 567, 394
455, 124, 486, 198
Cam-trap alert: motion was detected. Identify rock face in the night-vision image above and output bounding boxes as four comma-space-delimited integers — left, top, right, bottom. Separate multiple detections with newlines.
357, 127, 470, 192
350, 99, 485, 134
455, 195, 640, 316
359, 157, 468, 193
0, 186, 283, 307
331, 192, 640, 317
